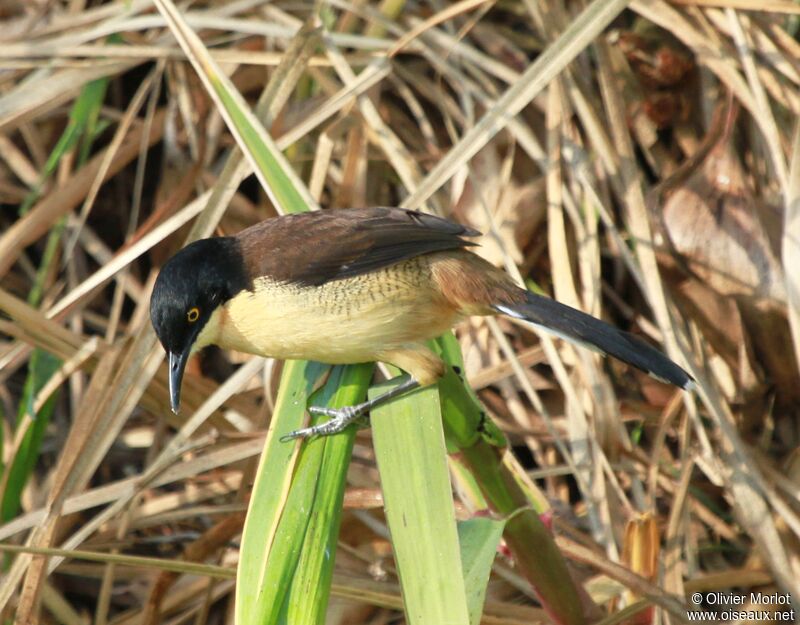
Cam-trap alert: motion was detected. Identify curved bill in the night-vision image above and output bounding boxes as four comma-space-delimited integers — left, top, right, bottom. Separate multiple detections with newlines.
168, 350, 190, 414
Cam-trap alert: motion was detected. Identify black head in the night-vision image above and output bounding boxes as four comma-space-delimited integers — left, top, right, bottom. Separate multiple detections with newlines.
150, 237, 248, 413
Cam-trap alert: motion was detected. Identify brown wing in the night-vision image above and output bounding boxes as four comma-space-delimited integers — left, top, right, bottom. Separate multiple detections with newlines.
235, 207, 480, 286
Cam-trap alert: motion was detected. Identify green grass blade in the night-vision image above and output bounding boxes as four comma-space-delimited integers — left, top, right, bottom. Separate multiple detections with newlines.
151, 0, 318, 214
2, 75, 109, 524
251, 431, 329, 624
458, 517, 505, 625
19, 75, 108, 215
1, 350, 60, 522
235, 359, 326, 625
370, 378, 470, 625
284, 364, 373, 625
433, 334, 585, 625
236, 363, 374, 625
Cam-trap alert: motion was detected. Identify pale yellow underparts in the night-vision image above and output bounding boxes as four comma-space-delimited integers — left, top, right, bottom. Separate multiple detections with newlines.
193, 254, 471, 385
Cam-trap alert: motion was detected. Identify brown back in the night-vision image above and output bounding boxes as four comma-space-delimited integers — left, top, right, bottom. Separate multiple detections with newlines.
234, 207, 480, 286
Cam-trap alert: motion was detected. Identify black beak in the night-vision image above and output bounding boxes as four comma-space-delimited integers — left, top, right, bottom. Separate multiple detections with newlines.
168, 350, 190, 414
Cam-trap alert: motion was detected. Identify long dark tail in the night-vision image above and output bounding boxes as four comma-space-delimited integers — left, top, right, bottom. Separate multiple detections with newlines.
494, 290, 693, 389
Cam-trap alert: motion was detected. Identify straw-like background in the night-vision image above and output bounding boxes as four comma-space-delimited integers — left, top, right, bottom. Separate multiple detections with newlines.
1, 0, 799, 623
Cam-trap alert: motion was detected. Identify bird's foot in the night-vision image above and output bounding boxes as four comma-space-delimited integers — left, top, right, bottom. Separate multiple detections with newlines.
279, 402, 369, 442
279, 378, 421, 442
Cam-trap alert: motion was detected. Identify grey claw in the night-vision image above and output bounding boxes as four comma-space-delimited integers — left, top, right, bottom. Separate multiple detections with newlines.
282, 376, 422, 443
280, 403, 368, 442
280, 427, 310, 442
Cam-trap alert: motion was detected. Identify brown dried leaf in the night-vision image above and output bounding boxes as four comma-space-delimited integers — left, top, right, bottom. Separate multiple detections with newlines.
675, 279, 763, 398
659, 141, 786, 303
621, 513, 659, 625
454, 146, 545, 266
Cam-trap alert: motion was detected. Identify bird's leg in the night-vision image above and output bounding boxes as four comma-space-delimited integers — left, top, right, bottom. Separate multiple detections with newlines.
280, 377, 421, 441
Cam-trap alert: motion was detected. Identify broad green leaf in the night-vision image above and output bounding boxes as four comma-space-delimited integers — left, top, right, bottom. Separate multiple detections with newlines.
434, 335, 506, 451
284, 364, 373, 625
236, 362, 374, 625
458, 517, 505, 625
370, 378, 470, 625
433, 333, 584, 625
235, 360, 327, 625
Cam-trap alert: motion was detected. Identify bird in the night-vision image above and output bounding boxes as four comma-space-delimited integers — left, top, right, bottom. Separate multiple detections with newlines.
150, 207, 693, 440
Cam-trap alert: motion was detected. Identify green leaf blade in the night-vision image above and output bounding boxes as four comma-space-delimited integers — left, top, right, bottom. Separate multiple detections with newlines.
370, 379, 470, 625
236, 363, 374, 625
458, 517, 505, 625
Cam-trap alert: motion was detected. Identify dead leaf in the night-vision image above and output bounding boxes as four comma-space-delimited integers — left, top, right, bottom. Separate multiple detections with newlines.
659, 141, 786, 304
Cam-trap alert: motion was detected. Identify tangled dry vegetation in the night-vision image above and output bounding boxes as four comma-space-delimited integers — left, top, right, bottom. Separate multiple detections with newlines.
1, 0, 800, 623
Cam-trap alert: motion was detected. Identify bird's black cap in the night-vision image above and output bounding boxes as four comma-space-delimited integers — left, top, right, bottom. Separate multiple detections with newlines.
150, 236, 249, 413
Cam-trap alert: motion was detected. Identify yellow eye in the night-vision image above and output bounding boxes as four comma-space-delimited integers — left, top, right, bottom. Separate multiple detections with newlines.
187, 307, 200, 323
